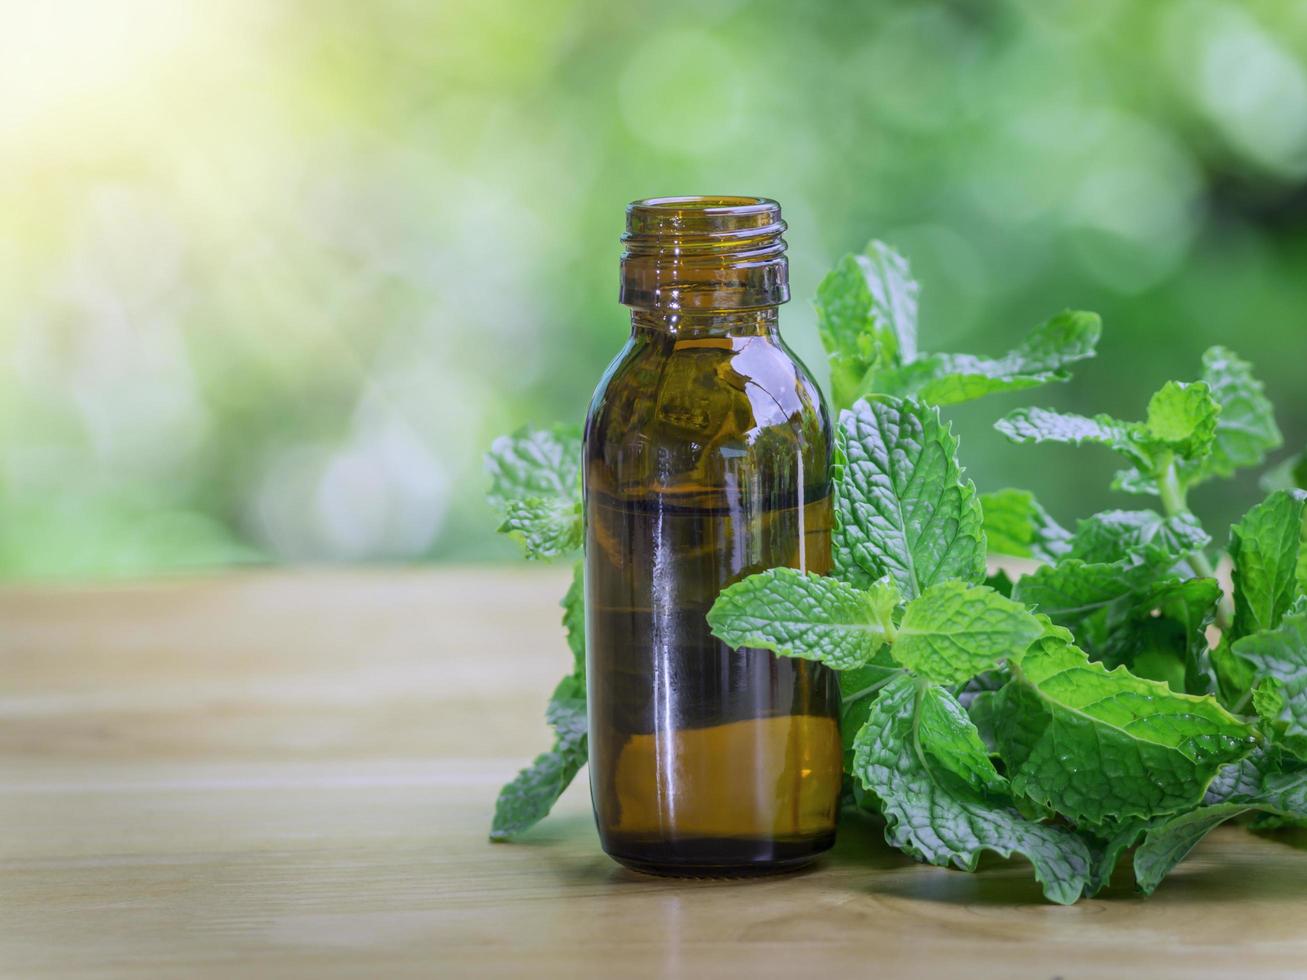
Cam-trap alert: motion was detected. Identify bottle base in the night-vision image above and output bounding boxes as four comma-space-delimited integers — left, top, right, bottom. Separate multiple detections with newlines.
603, 834, 835, 879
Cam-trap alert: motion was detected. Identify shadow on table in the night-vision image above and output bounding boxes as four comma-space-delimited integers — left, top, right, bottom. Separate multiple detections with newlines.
860, 825, 1307, 908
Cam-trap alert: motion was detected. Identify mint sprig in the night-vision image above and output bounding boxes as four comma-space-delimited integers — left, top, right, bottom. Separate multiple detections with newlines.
815, 241, 1100, 412
833, 397, 985, 597
490, 239, 1307, 904
852, 674, 1093, 906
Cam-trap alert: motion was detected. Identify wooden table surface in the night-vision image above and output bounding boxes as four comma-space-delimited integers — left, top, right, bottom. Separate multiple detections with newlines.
5, 567, 1307, 978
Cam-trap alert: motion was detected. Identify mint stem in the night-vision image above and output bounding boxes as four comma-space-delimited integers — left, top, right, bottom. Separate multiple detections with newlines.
1157, 456, 1233, 633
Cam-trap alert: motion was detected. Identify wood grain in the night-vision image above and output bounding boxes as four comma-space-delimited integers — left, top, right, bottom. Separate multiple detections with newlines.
3, 567, 1307, 978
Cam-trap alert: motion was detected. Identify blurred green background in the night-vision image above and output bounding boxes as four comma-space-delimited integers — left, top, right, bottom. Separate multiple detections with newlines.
3, 0, 1305, 579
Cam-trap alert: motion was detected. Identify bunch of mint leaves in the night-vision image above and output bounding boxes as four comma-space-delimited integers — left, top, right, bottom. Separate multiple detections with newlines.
485, 239, 1307, 904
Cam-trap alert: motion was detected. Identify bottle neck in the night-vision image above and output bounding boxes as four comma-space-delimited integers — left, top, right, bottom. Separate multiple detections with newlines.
619, 196, 790, 314
631, 307, 780, 339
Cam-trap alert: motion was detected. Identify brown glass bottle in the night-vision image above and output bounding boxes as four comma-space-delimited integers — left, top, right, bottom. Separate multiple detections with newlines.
583, 196, 841, 876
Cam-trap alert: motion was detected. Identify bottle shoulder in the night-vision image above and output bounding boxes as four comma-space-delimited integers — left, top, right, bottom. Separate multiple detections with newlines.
584, 332, 831, 495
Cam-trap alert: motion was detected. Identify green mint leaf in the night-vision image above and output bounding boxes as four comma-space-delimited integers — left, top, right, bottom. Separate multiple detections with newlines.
838, 655, 905, 758
486, 425, 584, 558
1068, 509, 1210, 567
1133, 769, 1307, 895
1141, 578, 1223, 695
1143, 380, 1220, 462
490, 563, 588, 841
490, 669, 588, 842
706, 568, 899, 670
1211, 634, 1257, 712
815, 242, 918, 409
1000, 309, 1101, 374
815, 254, 877, 362
1245, 677, 1307, 761
915, 678, 1010, 798
892, 581, 1043, 684
1229, 489, 1307, 640
833, 397, 985, 599
561, 562, 585, 671
1078, 577, 1222, 697
873, 311, 1101, 407
986, 568, 1015, 598
1261, 447, 1307, 494
1180, 346, 1282, 485
1110, 466, 1159, 497
498, 497, 583, 559
1011, 557, 1159, 627
1205, 745, 1278, 804
995, 634, 1255, 825
815, 254, 882, 409
980, 489, 1072, 562
852, 675, 1092, 905
544, 673, 587, 742
995, 407, 1139, 457
1083, 818, 1149, 896
1252, 677, 1287, 728
858, 240, 919, 363
489, 740, 587, 842
1232, 601, 1307, 743
966, 688, 1001, 752
1131, 803, 1250, 895
486, 424, 582, 511
1000, 380, 1220, 492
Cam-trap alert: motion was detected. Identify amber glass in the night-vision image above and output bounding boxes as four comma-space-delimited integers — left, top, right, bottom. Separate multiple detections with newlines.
583, 196, 841, 876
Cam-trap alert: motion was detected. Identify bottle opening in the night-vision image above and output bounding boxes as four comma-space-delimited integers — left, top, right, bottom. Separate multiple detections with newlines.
620, 196, 788, 311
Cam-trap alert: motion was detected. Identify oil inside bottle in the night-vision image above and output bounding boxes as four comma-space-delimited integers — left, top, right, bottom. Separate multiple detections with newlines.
586, 486, 842, 875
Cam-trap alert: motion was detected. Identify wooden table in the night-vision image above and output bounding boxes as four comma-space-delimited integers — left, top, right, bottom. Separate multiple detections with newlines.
5, 567, 1307, 978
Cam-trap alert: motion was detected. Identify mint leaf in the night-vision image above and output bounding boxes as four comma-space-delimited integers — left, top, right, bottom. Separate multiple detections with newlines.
1133, 770, 1307, 895
980, 489, 1071, 562
487, 425, 583, 559
873, 311, 1101, 407
1131, 803, 1250, 895
561, 562, 585, 670
999, 381, 1220, 495
1262, 447, 1307, 494
815, 254, 883, 409
1232, 602, 1307, 742
1206, 745, 1278, 804
1143, 381, 1220, 461
486, 425, 582, 511
1181, 346, 1282, 485
1011, 557, 1158, 626
1068, 510, 1210, 567
858, 240, 919, 363
707, 568, 899, 670
838, 655, 904, 758
498, 497, 583, 559
1135, 578, 1223, 695
833, 397, 985, 599
995, 407, 1139, 458
490, 563, 588, 841
1084, 818, 1148, 896
995, 634, 1255, 824
489, 742, 587, 843
851, 675, 1092, 905
966, 687, 1001, 752
892, 581, 1043, 684
999, 309, 1100, 375
815, 242, 918, 408
490, 669, 588, 842
1229, 490, 1307, 640
1075, 576, 1222, 696
986, 568, 1015, 598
